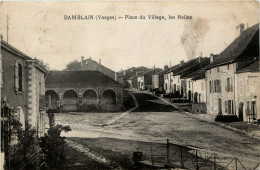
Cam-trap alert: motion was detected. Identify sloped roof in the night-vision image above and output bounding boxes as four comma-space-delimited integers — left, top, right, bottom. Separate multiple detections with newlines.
175, 57, 210, 78
182, 68, 206, 80
138, 68, 162, 76
46, 70, 122, 87
1, 40, 31, 60
1, 40, 48, 74
165, 57, 208, 76
204, 23, 259, 70
236, 59, 259, 73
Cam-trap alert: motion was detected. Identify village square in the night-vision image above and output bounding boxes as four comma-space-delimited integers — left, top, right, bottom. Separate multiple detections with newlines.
0, 1, 260, 170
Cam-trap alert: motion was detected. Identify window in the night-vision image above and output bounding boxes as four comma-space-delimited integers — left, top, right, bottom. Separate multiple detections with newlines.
226, 77, 232, 92
209, 69, 211, 74
18, 64, 23, 91
225, 101, 228, 113
217, 67, 219, 73
214, 79, 221, 93
209, 80, 213, 93
15, 60, 23, 93
246, 78, 249, 94
165, 83, 167, 90
239, 80, 243, 95
225, 100, 233, 114
227, 64, 229, 70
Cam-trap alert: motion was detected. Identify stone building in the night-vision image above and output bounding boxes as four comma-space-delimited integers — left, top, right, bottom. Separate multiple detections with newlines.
204, 23, 259, 119
137, 68, 162, 90
45, 70, 123, 112
66, 56, 116, 80
1, 40, 47, 167
235, 59, 259, 123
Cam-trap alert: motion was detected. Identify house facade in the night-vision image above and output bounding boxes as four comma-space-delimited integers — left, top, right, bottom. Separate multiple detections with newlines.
45, 70, 124, 112
1, 40, 47, 167
66, 56, 116, 80
204, 23, 259, 120
138, 68, 162, 90
235, 60, 259, 123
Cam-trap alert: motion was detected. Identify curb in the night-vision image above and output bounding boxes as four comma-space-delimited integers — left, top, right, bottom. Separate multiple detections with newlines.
143, 91, 260, 140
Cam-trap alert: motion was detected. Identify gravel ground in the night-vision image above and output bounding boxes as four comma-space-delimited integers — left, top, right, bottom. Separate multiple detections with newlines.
55, 92, 260, 169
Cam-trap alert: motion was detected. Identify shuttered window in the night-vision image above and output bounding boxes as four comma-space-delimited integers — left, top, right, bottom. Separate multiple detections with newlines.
15, 60, 23, 93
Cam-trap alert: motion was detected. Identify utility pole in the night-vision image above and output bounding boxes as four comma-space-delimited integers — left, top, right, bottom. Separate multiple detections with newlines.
6, 14, 10, 43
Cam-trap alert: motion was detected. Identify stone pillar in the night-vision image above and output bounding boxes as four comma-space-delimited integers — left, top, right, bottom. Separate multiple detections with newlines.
58, 92, 63, 112
78, 92, 83, 111
97, 93, 101, 110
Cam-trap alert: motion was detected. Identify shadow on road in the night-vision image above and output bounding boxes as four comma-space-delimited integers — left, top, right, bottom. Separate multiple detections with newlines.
132, 93, 178, 112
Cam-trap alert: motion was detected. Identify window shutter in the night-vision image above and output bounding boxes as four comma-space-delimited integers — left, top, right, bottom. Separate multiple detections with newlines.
225, 101, 228, 113
15, 61, 19, 92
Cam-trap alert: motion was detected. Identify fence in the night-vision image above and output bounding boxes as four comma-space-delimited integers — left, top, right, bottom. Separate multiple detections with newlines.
134, 139, 259, 170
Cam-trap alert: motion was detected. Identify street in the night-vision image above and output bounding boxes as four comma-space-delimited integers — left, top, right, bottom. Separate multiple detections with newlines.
56, 92, 260, 169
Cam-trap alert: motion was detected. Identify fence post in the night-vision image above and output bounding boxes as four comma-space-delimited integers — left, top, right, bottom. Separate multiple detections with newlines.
151, 147, 154, 165
167, 139, 170, 166
213, 153, 216, 170
235, 158, 238, 170
195, 150, 199, 170
180, 146, 184, 168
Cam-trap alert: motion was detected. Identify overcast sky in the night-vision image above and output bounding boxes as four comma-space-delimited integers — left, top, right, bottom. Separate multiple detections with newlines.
1, 1, 259, 71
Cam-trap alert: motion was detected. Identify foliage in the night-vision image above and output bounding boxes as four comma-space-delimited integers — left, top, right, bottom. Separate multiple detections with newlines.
214, 115, 239, 122
39, 112, 71, 168
38, 59, 49, 70
64, 60, 79, 71
3, 109, 37, 169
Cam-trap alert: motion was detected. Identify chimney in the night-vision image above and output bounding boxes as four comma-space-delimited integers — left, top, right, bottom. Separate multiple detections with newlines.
236, 23, 245, 35
180, 60, 184, 66
81, 56, 84, 67
198, 57, 201, 63
115, 72, 117, 81
210, 53, 218, 63
99, 59, 101, 65
124, 70, 126, 76
164, 65, 169, 71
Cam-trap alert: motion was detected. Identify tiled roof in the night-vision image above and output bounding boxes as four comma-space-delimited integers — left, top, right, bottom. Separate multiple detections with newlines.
182, 68, 206, 80
1, 40, 48, 74
1, 40, 32, 60
46, 70, 122, 87
138, 68, 162, 76
236, 59, 259, 73
165, 57, 209, 76
174, 57, 210, 78
204, 23, 259, 70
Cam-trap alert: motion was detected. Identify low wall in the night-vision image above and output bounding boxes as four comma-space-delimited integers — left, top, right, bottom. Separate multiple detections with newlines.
192, 103, 206, 114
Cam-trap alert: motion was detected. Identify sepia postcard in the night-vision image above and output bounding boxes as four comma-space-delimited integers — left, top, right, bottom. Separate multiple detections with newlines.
0, 1, 259, 170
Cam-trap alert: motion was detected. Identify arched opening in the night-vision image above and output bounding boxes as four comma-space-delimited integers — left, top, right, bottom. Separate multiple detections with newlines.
239, 102, 244, 121
45, 90, 59, 109
83, 89, 97, 111
101, 89, 116, 105
63, 90, 78, 112
17, 106, 25, 130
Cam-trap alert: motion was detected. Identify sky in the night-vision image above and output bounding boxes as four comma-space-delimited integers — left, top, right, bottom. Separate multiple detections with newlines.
0, 1, 259, 71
